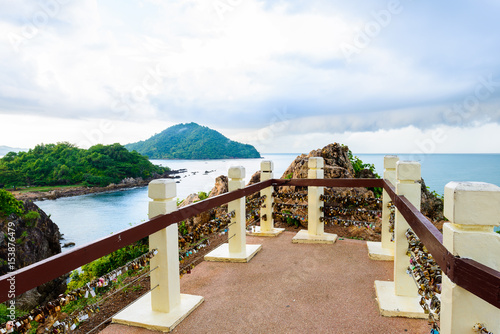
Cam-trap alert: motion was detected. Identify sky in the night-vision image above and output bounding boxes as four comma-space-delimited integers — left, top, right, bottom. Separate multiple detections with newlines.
1, 0, 500, 154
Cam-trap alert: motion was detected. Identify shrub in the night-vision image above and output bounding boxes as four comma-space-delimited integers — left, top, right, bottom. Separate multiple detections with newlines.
197, 191, 209, 200
0, 303, 26, 324
283, 210, 300, 228
67, 238, 148, 291
23, 210, 40, 223
178, 221, 188, 236
347, 150, 379, 178
347, 150, 382, 197
0, 189, 24, 218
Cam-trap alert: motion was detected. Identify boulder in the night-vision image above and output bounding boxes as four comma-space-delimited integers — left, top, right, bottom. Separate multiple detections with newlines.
208, 175, 229, 219
209, 175, 228, 197
245, 171, 261, 202
278, 143, 372, 198
274, 143, 379, 231
178, 193, 211, 231
247, 171, 261, 186
281, 143, 355, 180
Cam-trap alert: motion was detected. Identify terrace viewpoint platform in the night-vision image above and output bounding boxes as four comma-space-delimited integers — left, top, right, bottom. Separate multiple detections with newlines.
101, 231, 429, 333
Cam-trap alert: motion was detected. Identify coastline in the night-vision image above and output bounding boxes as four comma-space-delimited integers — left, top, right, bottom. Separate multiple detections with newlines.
10, 169, 186, 202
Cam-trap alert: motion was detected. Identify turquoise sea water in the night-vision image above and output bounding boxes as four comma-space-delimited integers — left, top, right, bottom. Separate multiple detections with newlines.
35, 153, 500, 248
357, 154, 500, 196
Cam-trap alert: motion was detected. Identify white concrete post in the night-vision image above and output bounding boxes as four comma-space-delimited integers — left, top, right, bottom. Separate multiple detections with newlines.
205, 166, 262, 262
248, 161, 284, 237
260, 160, 274, 233
112, 179, 204, 331
292, 157, 337, 243
394, 161, 421, 297
148, 179, 180, 312
440, 182, 500, 334
308, 157, 324, 236
228, 166, 246, 254
375, 161, 428, 318
381, 155, 399, 249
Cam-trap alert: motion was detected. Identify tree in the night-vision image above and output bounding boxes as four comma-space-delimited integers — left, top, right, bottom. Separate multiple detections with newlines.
0, 189, 24, 217
0, 142, 168, 188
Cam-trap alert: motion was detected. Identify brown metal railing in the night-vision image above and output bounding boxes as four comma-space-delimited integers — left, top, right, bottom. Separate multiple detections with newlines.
1, 178, 499, 310
382, 180, 500, 310
0, 179, 274, 301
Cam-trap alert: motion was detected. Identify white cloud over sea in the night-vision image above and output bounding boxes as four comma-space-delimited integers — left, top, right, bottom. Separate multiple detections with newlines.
1, 0, 500, 153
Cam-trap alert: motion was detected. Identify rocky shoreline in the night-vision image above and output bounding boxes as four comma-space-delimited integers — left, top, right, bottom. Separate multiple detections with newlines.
11, 169, 186, 202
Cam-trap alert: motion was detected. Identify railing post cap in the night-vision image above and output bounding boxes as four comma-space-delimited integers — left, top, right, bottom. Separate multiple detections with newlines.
261, 160, 274, 172
384, 155, 399, 169
444, 181, 500, 226
396, 161, 421, 181
308, 157, 324, 169
228, 166, 246, 179
148, 179, 177, 200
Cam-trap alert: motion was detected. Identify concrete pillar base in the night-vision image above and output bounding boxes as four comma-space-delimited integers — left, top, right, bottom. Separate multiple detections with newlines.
204, 243, 262, 263
374, 280, 426, 319
366, 241, 394, 261
112, 292, 204, 332
291, 229, 337, 244
246, 226, 285, 237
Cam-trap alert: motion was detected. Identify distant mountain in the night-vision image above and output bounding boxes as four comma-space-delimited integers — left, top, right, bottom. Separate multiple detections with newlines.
0, 145, 28, 156
125, 123, 261, 159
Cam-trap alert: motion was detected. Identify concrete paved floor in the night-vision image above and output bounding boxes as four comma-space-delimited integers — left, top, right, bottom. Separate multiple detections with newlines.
101, 231, 429, 334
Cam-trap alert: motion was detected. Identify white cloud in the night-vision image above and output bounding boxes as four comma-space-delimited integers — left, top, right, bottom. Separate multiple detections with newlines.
230, 123, 500, 154
1, 0, 500, 152
0, 114, 172, 149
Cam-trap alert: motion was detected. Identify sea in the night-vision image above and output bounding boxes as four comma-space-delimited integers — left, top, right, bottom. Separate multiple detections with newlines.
33, 153, 500, 249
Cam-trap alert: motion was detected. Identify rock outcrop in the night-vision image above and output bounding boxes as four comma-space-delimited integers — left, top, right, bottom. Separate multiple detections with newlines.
281, 143, 354, 180
0, 201, 67, 310
178, 193, 211, 230
209, 175, 229, 197
208, 175, 229, 221
420, 179, 445, 223
279, 143, 375, 198
177, 175, 230, 235
273, 143, 380, 240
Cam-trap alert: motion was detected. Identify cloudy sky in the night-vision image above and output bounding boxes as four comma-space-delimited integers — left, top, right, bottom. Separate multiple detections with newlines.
1, 0, 500, 154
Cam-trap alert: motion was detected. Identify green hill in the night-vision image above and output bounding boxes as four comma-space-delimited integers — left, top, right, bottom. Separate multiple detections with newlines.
125, 123, 261, 159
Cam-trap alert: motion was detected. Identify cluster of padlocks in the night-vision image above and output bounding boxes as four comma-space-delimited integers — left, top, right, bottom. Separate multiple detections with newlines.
387, 201, 395, 241
405, 228, 441, 333
178, 210, 236, 249
246, 195, 266, 224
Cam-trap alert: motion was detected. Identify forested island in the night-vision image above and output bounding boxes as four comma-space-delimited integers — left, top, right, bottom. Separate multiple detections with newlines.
125, 122, 261, 159
0, 142, 168, 188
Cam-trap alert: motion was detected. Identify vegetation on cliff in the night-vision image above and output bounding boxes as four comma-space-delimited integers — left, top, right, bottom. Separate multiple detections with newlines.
0, 142, 168, 188
0, 189, 25, 218
347, 148, 379, 178
0, 191, 67, 310
125, 122, 261, 159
